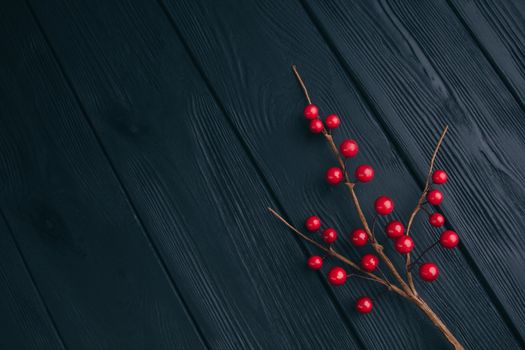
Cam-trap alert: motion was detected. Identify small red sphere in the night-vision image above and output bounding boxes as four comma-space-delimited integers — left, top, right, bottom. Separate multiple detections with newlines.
374, 196, 394, 215
322, 228, 338, 244
360, 254, 379, 272
419, 263, 439, 282
307, 256, 323, 270
355, 165, 374, 182
340, 139, 358, 158
429, 213, 445, 227
440, 230, 459, 249
305, 216, 321, 232
328, 267, 347, 286
385, 220, 405, 238
309, 119, 324, 133
432, 170, 448, 185
427, 189, 443, 205
395, 235, 414, 254
325, 167, 343, 185
350, 228, 368, 246
355, 296, 373, 314
325, 114, 341, 129
303, 104, 319, 119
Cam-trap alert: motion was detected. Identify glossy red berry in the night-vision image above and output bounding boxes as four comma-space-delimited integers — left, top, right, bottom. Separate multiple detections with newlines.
360, 254, 379, 272
429, 213, 445, 227
340, 139, 358, 158
322, 228, 337, 244
325, 167, 343, 185
309, 119, 324, 134
385, 220, 405, 238
350, 228, 368, 246
395, 235, 414, 254
355, 296, 373, 314
374, 196, 394, 215
303, 104, 319, 119
440, 230, 459, 249
355, 165, 374, 182
419, 263, 439, 282
427, 189, 443, 205
325, 114, 340, 129
328, 267, 347, 286
307, 256, 323, 270
432, 170, 448, 185
305, 216, 321, 232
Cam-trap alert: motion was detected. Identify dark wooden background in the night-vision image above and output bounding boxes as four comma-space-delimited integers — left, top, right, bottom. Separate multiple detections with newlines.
1, 0, 525, 349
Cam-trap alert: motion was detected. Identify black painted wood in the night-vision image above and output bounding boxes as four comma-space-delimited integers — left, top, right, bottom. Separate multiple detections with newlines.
13, 0, 364, 348
0, 2, 206, 349
0, 0, 524, 349
448, 0, 525, 105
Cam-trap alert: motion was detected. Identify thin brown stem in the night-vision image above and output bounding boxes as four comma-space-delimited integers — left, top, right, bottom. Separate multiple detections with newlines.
405, 126, 448, 293
408, 240, 439, 269
291, 65, 312, 104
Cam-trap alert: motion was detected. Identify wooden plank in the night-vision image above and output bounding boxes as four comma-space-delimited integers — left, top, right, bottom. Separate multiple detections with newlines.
155, 0, 521, 348
21, 0, 364, 348
0, 214, 65, 349
447, 0, 525, 104
0, 3, 207, 349
300, 0, 525, 344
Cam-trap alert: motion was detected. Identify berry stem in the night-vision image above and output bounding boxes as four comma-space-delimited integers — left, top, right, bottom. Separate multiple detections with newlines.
405, 126, 448, 294
291, 65, 312, 105
408, 240, 439, 269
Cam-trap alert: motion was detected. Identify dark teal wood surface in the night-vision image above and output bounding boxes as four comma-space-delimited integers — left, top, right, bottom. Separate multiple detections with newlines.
0, 0, 524, 349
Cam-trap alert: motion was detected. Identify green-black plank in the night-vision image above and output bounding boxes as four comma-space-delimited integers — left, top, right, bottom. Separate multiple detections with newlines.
0, 2, 207, 349
158, 0, 519, 348
447, 0, 525, 104
302, 0, 525, 344
0, 214, 64, 349
23, 0, 363, 348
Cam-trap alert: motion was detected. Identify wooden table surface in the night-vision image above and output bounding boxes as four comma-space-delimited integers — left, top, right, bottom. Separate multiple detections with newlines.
1, 0, 525, 349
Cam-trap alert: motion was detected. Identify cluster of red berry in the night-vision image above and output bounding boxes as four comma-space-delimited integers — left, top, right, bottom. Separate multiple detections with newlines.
301, 103, 459, 314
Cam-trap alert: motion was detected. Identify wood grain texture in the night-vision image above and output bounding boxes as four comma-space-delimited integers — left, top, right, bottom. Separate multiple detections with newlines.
301, 0, 525, 345
158, 0, 521, 348
23, 0, 364, 348
447, 0, 525, 104
0, 2, 206, 349
0, 214, 65, 349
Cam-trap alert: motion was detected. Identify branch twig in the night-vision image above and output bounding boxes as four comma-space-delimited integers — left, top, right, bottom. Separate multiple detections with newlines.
405, 126, 448, 293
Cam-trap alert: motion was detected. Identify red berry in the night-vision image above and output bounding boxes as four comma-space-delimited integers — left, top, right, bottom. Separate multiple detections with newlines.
325, 114, 340, 129
440, 230, 459, 248
309, 119, 324, 133
303, 104, 319, 119
350, 228, 368, 246
355, 296, 373, 314
385, 220, 405, 238
419, 263, 439, 282
305, 216, 321, 232
394, 235, 414, 254
355, 165, 374, 182
427, 189, 443, 205
432, 170, 448, 185
307, 256, 323, 270
325, 167, 343, 185
322, 228, 337, 244
374, 196, 394, 215
328, 267, 347, 286
360, 254, 379, 272
429, 213, 445, 227
340, 139, 358, 158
